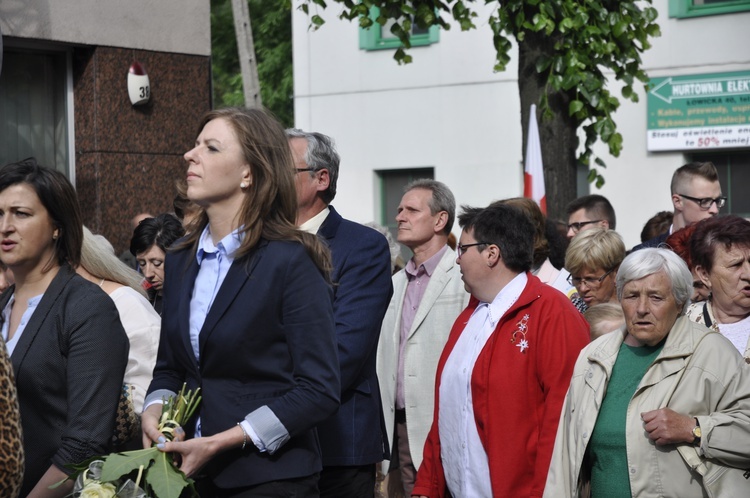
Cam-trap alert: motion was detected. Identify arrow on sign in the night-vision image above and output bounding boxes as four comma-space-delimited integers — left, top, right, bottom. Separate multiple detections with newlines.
649, 76, 750, 104
650, 78, 675, 104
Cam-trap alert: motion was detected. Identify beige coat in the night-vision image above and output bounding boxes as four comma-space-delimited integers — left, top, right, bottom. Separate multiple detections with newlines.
376, 247, 469, 472
544, 316, 750, 498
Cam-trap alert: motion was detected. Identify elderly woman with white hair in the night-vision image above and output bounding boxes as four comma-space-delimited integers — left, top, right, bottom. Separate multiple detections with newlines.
545, 248, 750, 498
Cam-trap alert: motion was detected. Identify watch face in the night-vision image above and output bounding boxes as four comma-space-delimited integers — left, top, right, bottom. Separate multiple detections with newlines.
693, 426, 702, 438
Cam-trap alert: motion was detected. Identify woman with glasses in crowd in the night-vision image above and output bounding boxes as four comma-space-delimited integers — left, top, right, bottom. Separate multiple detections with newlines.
565, 228, 626, 311
496, 198, 581, 307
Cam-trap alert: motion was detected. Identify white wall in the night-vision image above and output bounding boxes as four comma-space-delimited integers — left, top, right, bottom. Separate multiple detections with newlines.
0, 0, 210, 56
293, 0, 750, 247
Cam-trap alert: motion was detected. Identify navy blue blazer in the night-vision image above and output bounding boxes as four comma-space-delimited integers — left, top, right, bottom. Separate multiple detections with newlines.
316, 206, 393, 466
148, 238, 340, 489
630, 231, 670, 252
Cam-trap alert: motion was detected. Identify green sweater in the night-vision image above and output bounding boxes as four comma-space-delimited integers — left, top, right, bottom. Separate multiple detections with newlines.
588, 341, 664, 498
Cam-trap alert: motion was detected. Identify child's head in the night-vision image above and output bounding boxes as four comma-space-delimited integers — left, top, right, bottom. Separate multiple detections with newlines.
584, 302, 625, 341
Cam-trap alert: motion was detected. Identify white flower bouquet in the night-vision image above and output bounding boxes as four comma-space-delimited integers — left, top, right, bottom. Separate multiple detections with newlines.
57, 385, 202, 498
73, 460, 145, 498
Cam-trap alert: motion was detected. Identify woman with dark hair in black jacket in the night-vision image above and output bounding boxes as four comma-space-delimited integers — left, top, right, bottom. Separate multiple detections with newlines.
0, 158, 128, 497
129, 213, 184, 314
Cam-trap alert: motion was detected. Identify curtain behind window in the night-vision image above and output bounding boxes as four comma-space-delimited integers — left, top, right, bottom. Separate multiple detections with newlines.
0, 50, 69, 173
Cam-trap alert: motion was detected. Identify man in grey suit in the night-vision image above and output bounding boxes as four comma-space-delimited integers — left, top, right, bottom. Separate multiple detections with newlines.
377, 179, 469, 497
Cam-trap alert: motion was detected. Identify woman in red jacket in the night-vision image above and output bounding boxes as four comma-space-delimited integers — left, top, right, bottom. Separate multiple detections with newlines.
413, 204, 589, 498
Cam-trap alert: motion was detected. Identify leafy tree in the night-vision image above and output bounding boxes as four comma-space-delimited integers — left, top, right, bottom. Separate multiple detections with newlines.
300, 0, 660, 220
211, 0, 294, 127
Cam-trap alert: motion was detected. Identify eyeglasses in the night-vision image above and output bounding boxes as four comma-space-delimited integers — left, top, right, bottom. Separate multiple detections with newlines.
567, 268, 615, 288
678, 193, 726, 210
457, 242, 489, 258
295, 167, 316, 174
567, 220, 603, 234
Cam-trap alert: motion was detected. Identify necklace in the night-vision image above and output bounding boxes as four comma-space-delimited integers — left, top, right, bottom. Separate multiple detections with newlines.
98, 278, 105, 287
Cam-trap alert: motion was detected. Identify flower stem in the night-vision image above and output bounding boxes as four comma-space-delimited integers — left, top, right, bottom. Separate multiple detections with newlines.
134, 464, 144, 498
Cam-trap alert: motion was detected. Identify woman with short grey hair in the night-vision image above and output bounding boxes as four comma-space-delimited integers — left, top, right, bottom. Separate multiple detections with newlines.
616, 246, 693, 312
546, 248, 750, 497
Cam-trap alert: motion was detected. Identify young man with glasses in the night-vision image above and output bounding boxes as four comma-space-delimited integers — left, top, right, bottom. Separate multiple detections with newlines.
565, 194, 617, 240
633, 161, 723, 251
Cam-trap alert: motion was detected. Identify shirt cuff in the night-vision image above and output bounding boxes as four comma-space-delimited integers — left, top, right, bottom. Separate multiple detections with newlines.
244, 405, 289, 454
240, 420, 266, 452
142, 389, 176, 412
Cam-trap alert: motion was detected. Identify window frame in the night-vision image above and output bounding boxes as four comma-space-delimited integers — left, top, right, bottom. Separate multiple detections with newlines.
359, 6, 439, 51
669, 0, 750, 18
689, 152, 750, 218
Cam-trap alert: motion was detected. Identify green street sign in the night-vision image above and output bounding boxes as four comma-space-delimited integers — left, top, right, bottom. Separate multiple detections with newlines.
647, 70, 750, 151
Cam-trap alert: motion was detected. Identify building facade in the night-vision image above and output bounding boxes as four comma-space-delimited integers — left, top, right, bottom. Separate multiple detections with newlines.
1, 0, 211, 252
292, 0, 750, 248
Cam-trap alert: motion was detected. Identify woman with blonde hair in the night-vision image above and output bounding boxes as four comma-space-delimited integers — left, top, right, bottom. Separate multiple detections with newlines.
76, 227, 160, 438
583, 302, 625, 341
565, 228, 626, 309
81, 227, 147, 296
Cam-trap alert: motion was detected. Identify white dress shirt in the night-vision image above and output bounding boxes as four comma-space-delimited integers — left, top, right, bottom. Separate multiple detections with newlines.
439, 272, 527, 497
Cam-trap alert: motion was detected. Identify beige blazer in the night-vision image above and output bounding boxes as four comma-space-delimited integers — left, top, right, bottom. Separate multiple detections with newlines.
376, 247, 469, 472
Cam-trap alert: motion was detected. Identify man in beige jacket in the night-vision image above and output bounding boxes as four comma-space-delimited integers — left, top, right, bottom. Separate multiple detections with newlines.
377, 179, 468, 497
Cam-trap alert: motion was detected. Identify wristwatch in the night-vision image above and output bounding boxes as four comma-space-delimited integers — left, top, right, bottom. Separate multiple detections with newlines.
692, 418, 702, 445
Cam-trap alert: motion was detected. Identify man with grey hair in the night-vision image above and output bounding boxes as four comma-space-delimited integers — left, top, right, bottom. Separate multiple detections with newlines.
377, 179, 469, 496
286, 128, 393, 497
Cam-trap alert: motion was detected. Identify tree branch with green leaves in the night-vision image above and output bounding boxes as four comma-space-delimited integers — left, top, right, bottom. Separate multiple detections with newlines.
299, 0, 660, 217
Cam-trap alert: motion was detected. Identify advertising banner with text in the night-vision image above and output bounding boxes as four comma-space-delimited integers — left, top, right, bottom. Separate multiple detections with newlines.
647, 70, 750, 152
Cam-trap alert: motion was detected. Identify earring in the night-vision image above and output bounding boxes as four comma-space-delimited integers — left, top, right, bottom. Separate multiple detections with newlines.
240, 182, 248, 189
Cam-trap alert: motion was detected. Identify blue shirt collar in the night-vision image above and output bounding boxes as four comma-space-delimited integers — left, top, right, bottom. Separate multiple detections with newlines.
195, 225, 244, 264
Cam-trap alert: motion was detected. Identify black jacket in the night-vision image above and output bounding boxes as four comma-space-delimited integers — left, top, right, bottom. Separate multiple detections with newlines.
2, 264, 129, 496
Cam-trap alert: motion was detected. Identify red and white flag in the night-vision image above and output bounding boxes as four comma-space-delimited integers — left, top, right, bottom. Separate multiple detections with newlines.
523, 104, 546, 214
